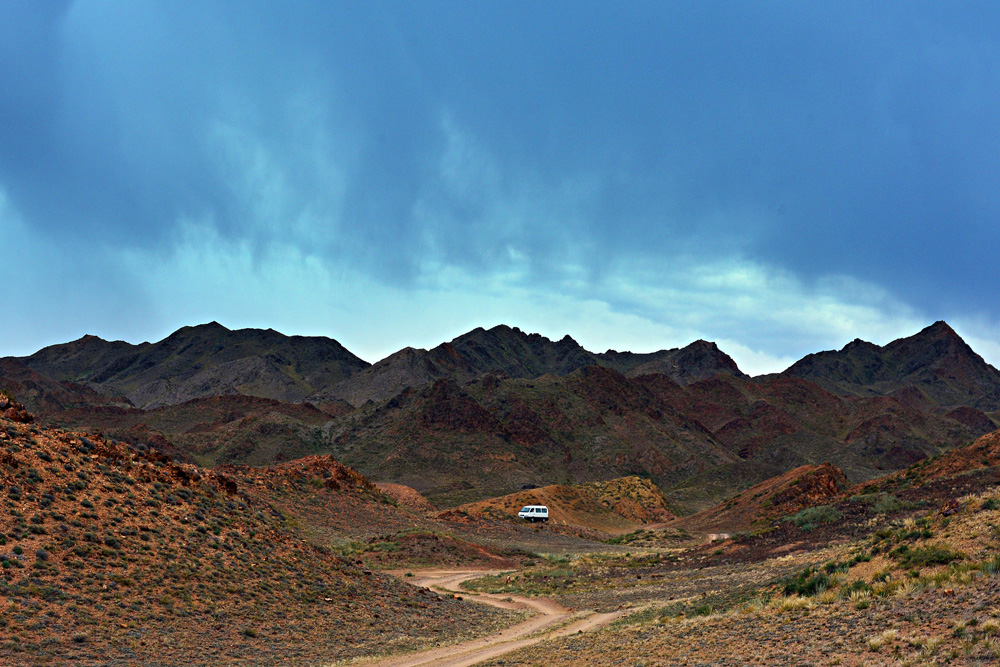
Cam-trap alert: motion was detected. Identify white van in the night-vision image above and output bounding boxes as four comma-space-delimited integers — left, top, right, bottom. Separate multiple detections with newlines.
517, 505, 549, 523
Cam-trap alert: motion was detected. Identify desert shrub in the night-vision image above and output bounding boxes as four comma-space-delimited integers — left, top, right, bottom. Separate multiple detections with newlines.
604, 529, 646, 545
840, 579, 874, 603
891, 543, 964, 568
785, 505, 841, 530
870, 568, 892, 583
693, 604, 714, 616
983, 554, 1000, 575
982, 497, 1000, 511
873, 494, 915, 514
848, 551, 872, 566
783, 566, 831, 596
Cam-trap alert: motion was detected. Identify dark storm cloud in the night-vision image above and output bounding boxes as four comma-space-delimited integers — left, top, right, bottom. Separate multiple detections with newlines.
2, 1, 999, 361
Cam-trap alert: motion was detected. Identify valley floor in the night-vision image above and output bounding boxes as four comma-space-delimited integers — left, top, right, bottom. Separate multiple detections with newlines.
360, 491, 1000, 667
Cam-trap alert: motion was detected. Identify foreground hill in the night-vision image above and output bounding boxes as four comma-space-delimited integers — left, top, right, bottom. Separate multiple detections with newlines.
0, 405, 516, 666
666, 462, 848, 534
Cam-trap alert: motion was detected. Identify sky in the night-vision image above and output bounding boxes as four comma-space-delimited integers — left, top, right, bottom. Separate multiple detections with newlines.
2, 1, 999, 375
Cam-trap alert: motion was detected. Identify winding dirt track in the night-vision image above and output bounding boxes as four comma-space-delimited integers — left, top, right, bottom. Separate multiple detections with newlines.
367, 570, 625, 667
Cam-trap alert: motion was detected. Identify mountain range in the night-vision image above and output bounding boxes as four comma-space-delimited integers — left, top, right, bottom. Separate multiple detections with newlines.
2, 320, 998, 511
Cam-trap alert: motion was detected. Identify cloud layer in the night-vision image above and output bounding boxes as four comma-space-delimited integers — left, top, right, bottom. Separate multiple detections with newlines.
2, 2, 999, 372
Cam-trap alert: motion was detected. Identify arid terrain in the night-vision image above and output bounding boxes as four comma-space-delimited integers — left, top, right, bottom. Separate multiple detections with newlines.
3, 321, 1000, 665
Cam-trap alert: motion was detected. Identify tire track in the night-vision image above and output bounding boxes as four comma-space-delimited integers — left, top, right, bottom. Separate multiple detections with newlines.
365, 569, 624, 667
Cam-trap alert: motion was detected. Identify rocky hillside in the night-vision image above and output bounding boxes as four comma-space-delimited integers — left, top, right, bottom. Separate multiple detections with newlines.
323, 365, 985, 510
322, 368, 739, 508
650, 425, 1000, 544
456, 476, 676, 533
667, 462, 848, 534
41, 394, 338, 467
0, 359, 128, 414
0, 403, 516, 666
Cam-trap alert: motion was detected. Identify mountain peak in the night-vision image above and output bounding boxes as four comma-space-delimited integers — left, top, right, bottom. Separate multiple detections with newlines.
167, 321, 230, 340
888, 320, 973, 357
918, 320, 962, 342
838, 338, 881, 356
785, 321, 1000, 409
195, 321, 229, 332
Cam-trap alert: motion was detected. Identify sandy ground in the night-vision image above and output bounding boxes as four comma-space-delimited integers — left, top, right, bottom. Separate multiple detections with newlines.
359, 570, 625, 667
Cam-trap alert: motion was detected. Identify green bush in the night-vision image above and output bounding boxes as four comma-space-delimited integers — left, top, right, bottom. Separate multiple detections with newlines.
782, 566, 830, 596
785, 505, 841, 531
891, 543, 964, 568
873, 494, 915, 514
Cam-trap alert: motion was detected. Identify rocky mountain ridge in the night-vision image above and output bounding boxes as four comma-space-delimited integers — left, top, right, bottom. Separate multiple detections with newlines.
781, 320, 1000, 409
5, 322, 746, 411
4, 320, 1000, 512
12, 322, 371, 410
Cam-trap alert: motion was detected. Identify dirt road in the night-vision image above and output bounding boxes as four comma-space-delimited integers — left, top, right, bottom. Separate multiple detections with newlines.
364, 570, 625, 667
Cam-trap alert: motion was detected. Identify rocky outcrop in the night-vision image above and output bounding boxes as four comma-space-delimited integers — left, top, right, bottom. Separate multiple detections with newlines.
0, 394, 32, 423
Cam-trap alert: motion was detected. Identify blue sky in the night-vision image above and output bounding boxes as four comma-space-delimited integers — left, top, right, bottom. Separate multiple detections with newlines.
2, 1, 999, 374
